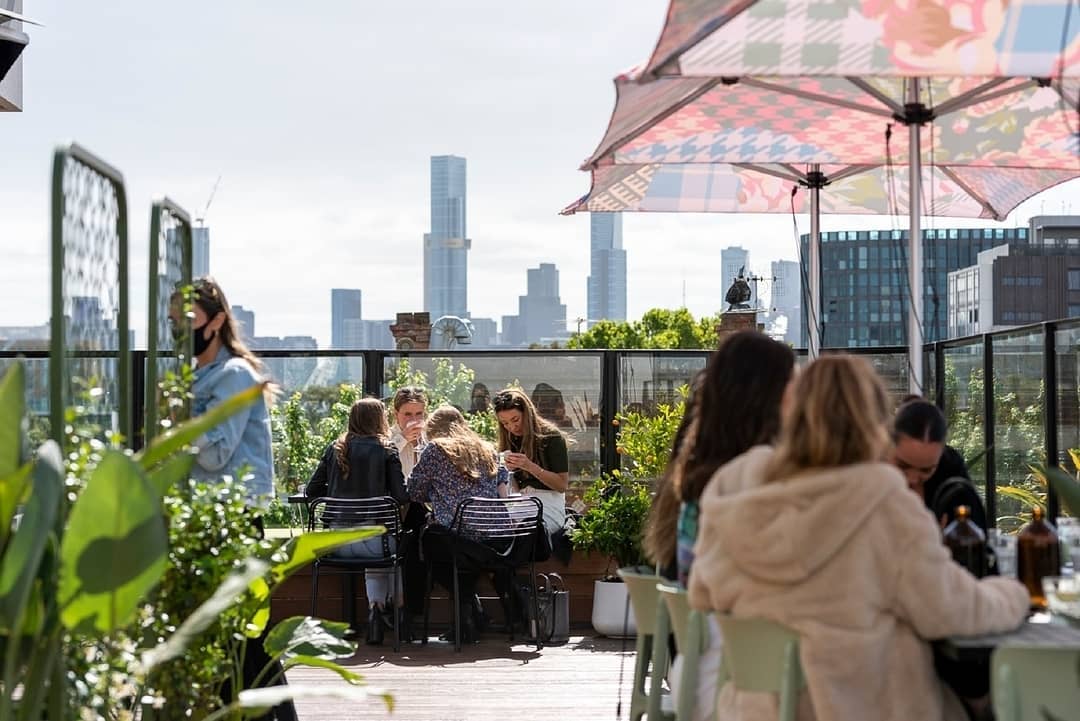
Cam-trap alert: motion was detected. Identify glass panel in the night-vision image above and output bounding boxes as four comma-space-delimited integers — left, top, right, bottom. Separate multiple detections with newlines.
924, 349, 936, 404
382, 353, 603, 490
618, 353, 709, 413
0, 356, 51, 446
992, 330, 1046, 532
1056, 323, 1080, 517
943, 341, 986, 501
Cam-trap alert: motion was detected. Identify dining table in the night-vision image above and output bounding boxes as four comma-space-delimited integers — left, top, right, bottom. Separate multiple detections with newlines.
940, 612, 1080, 663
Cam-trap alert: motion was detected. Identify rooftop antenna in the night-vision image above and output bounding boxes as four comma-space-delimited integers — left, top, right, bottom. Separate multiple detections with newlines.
195, 175, 222, 227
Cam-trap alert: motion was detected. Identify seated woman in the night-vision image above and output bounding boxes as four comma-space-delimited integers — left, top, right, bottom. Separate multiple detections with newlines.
306, 398, 408, 646
493, 388, 568, 535
408, 406, 509, 642
688, 355, 1028, 721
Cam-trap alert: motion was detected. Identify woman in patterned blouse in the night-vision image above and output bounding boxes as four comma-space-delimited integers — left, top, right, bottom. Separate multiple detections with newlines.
409, 406, 508, 642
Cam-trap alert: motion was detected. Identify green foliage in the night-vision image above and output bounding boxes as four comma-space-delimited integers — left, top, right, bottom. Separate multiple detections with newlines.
614, 391, 686, 480
568, 308, 722, 349
0, 362, 391, 721
572, 391, 687, 573
570, 472, 652, 573
271, 383, 360, 499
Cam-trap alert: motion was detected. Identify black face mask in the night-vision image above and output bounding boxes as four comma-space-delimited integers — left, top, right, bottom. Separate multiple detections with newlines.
173, 321, 215, 357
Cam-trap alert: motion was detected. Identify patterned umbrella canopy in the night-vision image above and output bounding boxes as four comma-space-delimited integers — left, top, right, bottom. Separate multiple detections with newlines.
567, 0, 1080, 386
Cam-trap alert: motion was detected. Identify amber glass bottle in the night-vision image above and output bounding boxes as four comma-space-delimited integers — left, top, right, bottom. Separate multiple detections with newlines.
943, 505, 987, 577
1017, 506, 1061, 609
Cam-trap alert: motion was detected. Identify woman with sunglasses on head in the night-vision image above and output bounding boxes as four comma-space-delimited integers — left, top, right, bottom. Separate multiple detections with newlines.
169, 276, 295, 721
492, 387, 569, 535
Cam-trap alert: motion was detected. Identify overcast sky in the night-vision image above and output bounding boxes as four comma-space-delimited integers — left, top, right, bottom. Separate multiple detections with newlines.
2, 1, 1078, 347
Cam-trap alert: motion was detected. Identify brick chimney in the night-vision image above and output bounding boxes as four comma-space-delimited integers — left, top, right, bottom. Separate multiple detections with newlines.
389, 312, 432, 350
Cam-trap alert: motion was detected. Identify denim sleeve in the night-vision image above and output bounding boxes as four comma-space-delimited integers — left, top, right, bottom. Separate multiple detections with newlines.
194, 365, 256, 473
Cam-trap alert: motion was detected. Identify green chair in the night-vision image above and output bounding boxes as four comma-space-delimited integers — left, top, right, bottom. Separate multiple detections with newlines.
715, 614, 805, 721
617, 567, 674, 721
992, 644, 1080, 721
658, 583, 721, 721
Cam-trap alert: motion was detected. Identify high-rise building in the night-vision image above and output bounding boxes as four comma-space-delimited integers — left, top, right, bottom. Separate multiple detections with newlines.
231, 305, 255, 345
468, 317, 498, 348
330, 289, 363, 349
770, 259, 802, 346
948, 216, 1080, 337
587, 212, 627, 326
721, 246, 755, 307
800, 226, 1027, 347
423, 155, 470, 320
501, 263, 568, 347
192, 226, 210, 278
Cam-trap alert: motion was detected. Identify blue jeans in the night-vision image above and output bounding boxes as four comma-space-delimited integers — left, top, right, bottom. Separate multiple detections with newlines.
332, 536, 401, 607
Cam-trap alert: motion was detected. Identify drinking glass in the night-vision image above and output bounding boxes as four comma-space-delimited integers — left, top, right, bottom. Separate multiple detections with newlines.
988, 529, 1018, 578
1057, 517, 1079, 573
1041, 575, 1080, 620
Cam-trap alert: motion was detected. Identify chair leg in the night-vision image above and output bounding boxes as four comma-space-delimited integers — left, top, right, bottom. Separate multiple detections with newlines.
647, 602, 671, 721
630, 631, 652, 721
529, 562, 543, 650
310, 562, 319, 618
452, 556, 461, 652
422, 562, 432, 646
391, 566, 401, 652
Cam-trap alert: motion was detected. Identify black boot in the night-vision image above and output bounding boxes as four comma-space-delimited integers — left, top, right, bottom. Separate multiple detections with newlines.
366, 606, 384, 646
470, 594, 491, 633
397, 607, 415, 643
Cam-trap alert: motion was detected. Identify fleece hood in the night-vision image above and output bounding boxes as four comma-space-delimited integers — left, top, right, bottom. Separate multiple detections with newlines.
701, 450, 907, 585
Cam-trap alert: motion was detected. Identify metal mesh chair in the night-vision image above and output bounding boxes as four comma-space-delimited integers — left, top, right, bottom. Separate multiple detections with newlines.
422, 496, 544, 652
307, 496, 407, 651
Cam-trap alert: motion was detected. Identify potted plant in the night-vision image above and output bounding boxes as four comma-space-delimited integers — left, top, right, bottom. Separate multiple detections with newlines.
570, 471, 652, 636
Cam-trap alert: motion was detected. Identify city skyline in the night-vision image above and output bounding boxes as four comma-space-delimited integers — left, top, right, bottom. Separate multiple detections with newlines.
2, 1, 1078, 350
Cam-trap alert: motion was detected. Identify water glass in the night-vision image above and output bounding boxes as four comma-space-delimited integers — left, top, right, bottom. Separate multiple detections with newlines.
1041, 575, 1080, 620
988, 529, 1017, 578
1057, 517, 1079, 573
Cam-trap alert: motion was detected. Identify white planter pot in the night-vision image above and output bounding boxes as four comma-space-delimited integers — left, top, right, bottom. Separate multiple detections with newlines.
591, 579, 638, 637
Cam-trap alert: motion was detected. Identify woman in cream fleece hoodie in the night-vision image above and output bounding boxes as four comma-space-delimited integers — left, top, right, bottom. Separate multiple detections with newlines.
688, 355, 1029, 721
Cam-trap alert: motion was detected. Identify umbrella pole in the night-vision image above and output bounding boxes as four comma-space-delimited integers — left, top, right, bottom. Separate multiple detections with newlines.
808, 166, 821, 360
907, 79, 924, 395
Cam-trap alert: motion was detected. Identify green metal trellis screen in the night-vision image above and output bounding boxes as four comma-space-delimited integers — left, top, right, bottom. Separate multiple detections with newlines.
49, 143, 130, 444
145, 198, 193, 441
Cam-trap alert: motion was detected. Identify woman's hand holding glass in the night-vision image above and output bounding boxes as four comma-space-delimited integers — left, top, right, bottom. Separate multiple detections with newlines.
502, 452, 531, 473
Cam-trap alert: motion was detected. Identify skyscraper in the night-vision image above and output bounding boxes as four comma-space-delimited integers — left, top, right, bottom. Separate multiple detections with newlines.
721, 246, 753, 306
192, 226, 210, 278
331, 289, 363, 349
501, 263, 568, 347
423, 155, 470, 320
231, 305, 255, 345
587, 212, 627, 326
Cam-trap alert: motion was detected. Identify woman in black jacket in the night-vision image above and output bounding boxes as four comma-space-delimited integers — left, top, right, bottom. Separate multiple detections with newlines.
306, 397, 407, 644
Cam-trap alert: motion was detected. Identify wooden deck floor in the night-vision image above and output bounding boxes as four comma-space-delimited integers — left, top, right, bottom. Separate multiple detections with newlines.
289, 633, 639, 721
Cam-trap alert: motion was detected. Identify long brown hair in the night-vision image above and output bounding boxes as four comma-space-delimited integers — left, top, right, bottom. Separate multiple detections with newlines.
671, 331, 795, 503
766, 354, 892, 483
492, 388, 563, 462
425, 406, 497, 479
334, 398, 390, 477
190, 276, 266, 376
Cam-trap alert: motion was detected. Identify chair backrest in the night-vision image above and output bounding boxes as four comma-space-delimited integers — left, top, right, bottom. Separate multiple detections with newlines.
716, 614, 804, 721
992, 644, 1080, 721
307, 496, 402, 538
451, 496, 542, 553
657, 583, 708, 655
617, 566, 663, 635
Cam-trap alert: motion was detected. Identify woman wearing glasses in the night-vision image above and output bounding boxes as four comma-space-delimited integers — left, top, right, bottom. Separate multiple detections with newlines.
492, 388, 569, 534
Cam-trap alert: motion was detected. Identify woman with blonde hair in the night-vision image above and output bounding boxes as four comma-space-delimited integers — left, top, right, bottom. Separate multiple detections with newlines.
492, 387, 568, 533
306, 397, 407, 645
409, 406, 509, 643
688, 355, 1028, 721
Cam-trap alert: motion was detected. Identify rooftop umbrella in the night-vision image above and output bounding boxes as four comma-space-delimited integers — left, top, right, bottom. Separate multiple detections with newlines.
568, 0, 1080, 392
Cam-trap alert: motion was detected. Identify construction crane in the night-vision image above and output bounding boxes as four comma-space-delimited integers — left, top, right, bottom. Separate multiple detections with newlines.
195, 175, 221, 227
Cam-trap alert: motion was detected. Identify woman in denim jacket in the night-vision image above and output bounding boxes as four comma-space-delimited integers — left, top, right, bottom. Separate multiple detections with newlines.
171, 277, 275, 507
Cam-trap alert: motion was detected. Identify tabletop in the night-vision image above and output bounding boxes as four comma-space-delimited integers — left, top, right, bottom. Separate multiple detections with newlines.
940, 614, 1080, 662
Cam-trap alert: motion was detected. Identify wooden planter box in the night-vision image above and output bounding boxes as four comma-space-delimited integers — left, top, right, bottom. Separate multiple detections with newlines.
270, 551, 614, 629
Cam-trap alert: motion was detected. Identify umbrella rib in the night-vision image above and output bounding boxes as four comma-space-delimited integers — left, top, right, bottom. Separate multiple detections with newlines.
1055, 81, 1079, 111
939, 167, 1003, 220
827, 164, 879, 183
741, 77, 894, 118
934, 78, 1031, 117
846, 78, 905, 115
736, 163, 805, 183
584, 78, 720, 168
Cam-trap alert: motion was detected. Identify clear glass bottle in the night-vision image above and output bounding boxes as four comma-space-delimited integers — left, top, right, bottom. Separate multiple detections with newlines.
1017, 506, 1061, 609
943, 505, 987, 578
